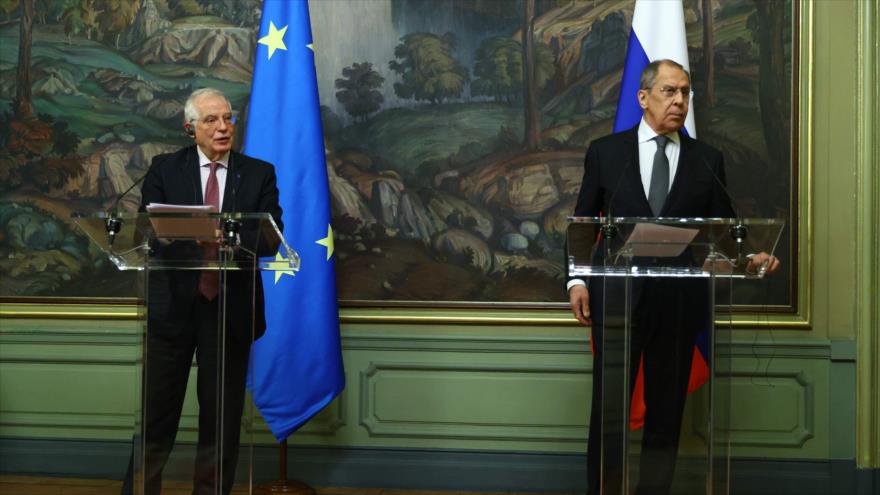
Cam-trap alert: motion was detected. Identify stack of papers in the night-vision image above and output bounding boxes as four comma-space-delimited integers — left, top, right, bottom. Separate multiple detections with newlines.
145, 203, 218, 239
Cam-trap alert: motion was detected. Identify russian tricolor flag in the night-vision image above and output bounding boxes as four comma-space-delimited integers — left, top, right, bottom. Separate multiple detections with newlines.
611, 0, 708, 430
613, 0, 696, 137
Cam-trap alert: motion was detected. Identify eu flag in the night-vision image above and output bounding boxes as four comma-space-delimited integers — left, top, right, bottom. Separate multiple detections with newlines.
243, 0, 344, 441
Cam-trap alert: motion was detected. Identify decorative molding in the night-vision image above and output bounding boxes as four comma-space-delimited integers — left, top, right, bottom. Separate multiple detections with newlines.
0, 302, 140, 320
855, 0, 880, 470
694, 369, 815, 449
246, 396, 346, 437
359, 361, 590, 442
795, 0, 815, 332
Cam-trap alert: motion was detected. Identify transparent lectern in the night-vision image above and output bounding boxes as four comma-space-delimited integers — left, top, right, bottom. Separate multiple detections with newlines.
567, 217, 784, 495
73, 211, 299, 494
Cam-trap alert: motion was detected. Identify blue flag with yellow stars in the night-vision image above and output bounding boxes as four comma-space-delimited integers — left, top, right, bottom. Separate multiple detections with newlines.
244, 0, 344, 441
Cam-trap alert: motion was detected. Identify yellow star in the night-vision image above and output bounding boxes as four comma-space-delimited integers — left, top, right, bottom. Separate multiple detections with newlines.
266, 252, 296, 284
258, 21, 288, 60
316, 224, 334, 261
307, 43, 314, 52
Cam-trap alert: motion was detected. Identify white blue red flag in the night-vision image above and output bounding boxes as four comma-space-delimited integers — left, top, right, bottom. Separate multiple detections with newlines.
613, 0, 696, 137
612, 0, 707, 430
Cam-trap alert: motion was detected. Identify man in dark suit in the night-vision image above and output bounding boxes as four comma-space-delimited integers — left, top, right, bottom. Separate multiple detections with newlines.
568, 60, 777, 495
122, 88, 282, 495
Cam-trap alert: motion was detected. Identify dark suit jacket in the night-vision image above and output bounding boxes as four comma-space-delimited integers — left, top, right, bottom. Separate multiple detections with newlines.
139, 145, 283, 340
570, 126, 735, 326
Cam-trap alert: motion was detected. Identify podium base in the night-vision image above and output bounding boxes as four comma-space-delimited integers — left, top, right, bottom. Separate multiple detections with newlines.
254, 479, 316, 495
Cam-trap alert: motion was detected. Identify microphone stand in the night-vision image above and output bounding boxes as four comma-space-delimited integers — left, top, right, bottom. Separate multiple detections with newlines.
729, 222, 748, 265
694, 155, 749, 265
254, 439, 316, 495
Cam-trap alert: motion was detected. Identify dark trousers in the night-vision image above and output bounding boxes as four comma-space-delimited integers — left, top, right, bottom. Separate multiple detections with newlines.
122, 295, 252, 495
586, 279, 703, 495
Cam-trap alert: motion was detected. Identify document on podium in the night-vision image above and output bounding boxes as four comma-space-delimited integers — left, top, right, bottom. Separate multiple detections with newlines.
145, 203, 218, 240
622, 222, 699, 257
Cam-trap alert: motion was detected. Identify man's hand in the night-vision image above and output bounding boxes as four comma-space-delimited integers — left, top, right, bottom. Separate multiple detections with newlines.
569, 285, 592, 326
748, 251, 781, 275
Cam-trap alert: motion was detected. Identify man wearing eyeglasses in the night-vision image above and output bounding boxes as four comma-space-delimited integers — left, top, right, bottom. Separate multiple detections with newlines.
121, 88, 282, 494
569, 60, 777, 495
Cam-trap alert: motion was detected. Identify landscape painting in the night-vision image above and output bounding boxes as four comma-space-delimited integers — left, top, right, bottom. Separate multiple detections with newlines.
0, 0, 795, 309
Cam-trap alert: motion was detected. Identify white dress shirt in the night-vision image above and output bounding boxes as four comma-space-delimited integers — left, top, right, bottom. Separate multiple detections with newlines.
567, 118, 681, 292
196, 147, 229, 209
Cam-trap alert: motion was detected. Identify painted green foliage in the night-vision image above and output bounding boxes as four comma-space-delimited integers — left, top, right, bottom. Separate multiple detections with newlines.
389, 32, 469, 104
472, 36, 554, 103
0, 0, 795, 305
335, 62, 385, 122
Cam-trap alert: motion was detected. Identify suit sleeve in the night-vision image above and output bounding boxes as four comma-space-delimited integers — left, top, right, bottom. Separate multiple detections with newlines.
566, 143, 603, 284
573, 142, 603, 217
254, 164, 283, 257
139, 156, 167, 212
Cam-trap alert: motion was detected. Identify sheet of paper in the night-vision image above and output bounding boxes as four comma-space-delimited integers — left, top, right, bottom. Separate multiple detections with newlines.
145, 203, 218, 239
145, 203, 215, 213
622, 223, 699, 257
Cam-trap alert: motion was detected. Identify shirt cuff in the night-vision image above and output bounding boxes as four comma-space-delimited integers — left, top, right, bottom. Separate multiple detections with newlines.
566, 278, 586, 291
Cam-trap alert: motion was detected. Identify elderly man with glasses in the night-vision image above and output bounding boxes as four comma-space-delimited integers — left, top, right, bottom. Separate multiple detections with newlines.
568, 60, 777, 495
121, 88, 282, 495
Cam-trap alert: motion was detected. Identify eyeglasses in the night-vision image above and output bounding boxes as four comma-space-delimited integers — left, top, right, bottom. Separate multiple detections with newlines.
196, 113, 237, 128
649, 86, 693, 100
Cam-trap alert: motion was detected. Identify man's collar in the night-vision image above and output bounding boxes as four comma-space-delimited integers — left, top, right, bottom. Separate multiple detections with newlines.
637, 117, 681, 145
195, 146, 230, 167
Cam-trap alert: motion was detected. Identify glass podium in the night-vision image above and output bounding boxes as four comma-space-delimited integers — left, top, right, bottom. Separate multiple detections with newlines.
567, 216, 784, 495
73, 212, 299, 494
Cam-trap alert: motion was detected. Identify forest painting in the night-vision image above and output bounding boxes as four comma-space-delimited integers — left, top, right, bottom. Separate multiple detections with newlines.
0, 0, 795, 309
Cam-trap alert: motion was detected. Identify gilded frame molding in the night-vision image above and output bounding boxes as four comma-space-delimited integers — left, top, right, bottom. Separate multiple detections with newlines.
1, 2, 814, 330
855, 0, 879, 469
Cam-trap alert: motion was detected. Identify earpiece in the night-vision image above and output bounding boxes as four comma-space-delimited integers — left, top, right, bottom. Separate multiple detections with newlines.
184, 123, 195, 137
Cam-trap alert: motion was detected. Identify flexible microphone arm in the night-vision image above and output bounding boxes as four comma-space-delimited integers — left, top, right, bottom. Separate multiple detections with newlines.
696, 155, 748, 263
106, 172, 149, 246
599, 154, 635, 241
221, 151, 241, 246
106, 151, 176, 246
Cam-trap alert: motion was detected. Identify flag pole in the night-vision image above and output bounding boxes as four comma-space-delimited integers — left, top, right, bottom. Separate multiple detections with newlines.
255, 439, 316, 495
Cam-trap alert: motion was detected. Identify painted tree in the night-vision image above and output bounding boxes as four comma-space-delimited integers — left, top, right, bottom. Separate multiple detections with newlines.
15, 0, 33, 118
335, 62, 385, 122
1, 0, 81, 192
62, 0, 102, 41
0, 0, 19, 22
197, 0, 260, 27
472, 36, 554, 103
60, 5, 84, 43
42, 0, 79, 24
389, 32, 469, 104
169, 0, 203, 18
749, 0, 790, 170
521, 0, 539, 150
97, 0, 140, 48
701, 0, 715, 107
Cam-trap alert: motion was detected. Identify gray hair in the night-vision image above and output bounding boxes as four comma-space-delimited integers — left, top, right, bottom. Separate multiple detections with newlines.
639, 59, 690, 89
183, 88, 232, 124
